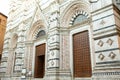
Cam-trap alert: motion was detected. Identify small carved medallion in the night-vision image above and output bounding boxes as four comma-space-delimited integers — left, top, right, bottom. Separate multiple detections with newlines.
100, 20, 105, 25
98, 53, 105, 60
108, 52, 116, 59
98, 40, 104, 47
51, 61, 54, 66
107, 38, 113, 46
51, 51, 54, 56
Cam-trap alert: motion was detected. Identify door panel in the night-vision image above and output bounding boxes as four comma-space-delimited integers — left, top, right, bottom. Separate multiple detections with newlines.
73, 31, 92, 77
34, 43, 46, 78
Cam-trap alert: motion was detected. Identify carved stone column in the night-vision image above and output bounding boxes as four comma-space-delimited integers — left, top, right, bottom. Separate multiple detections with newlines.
24, 41, 34, 74
45, 1, 60, 80
7, 48, 15, 76
13, 28, 25, 77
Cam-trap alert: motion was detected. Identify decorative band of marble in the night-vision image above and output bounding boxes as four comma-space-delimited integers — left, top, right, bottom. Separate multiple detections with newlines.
92, 14, 113, 22
49, 42, 60, 45
15, 64, 23, 66
47, 67, 59, 70
93, 24, 115, 32
96, 61, 120, 65
45, 73, 71, 77
93, 72, 120, 76
0, 66, 6, 68
13, 70, 21, 72
94, 32, 117, 40
47, 58, 59, 62
1, 60, 7, 62
95, 48, 120, 53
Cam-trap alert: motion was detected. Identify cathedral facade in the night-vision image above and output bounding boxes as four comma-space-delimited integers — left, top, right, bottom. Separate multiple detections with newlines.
0, 0, 120, 80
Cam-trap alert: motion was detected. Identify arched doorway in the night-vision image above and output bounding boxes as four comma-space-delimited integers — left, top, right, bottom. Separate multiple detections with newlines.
60, 1, 93, 79
34, 43, 46, 78
34, 30, 46, 78
25, 20, 47, 79
70, 12, 92, 78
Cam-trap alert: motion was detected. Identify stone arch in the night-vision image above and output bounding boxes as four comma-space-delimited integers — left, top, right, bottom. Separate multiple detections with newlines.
35, 30, 46, 39
26, 20, 46, 41
69, 10, 89, 26
60, 0, 91, 27
25, 20, 47, 78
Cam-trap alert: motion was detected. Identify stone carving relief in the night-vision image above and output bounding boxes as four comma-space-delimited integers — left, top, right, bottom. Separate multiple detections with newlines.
15, 59, 22, 64
108, 52, 116, 59
1, 62, 7, 67
51, 51, 54, 56
10, 0, 23, 12
51, 61, 54, 66
99, 19, 106, 25
97, 40, 104, 47
15, 66, 22, 71
98, 53, 105, 60
106, 38, 113, 46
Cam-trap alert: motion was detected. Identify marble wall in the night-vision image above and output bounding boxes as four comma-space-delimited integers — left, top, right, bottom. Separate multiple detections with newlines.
0, 0, 120, 80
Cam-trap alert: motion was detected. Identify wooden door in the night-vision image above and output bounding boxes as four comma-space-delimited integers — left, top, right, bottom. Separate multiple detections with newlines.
34, 43, 45, 78
73, 31, 92, 77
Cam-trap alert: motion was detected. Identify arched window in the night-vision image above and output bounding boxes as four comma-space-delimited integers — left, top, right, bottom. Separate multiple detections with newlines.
36, 30, 46, 39
72, 14, 87, 25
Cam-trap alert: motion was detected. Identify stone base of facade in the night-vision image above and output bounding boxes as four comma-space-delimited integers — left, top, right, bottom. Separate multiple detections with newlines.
92, 75, 120, 80
1, 77, 20, 80
1, 76, 120, 80
92, 77, 120, 80
44, 70, 72, 80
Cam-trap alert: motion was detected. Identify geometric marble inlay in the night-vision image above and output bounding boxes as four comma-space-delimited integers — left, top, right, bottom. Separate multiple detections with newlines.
98, 40, 104, 47
51, 51, 54, 56
98, 53, 105, 60
108, 52, 116, 59
51, 60, 54, 66
100, 19, 106, 25
107, 38, 113, 46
